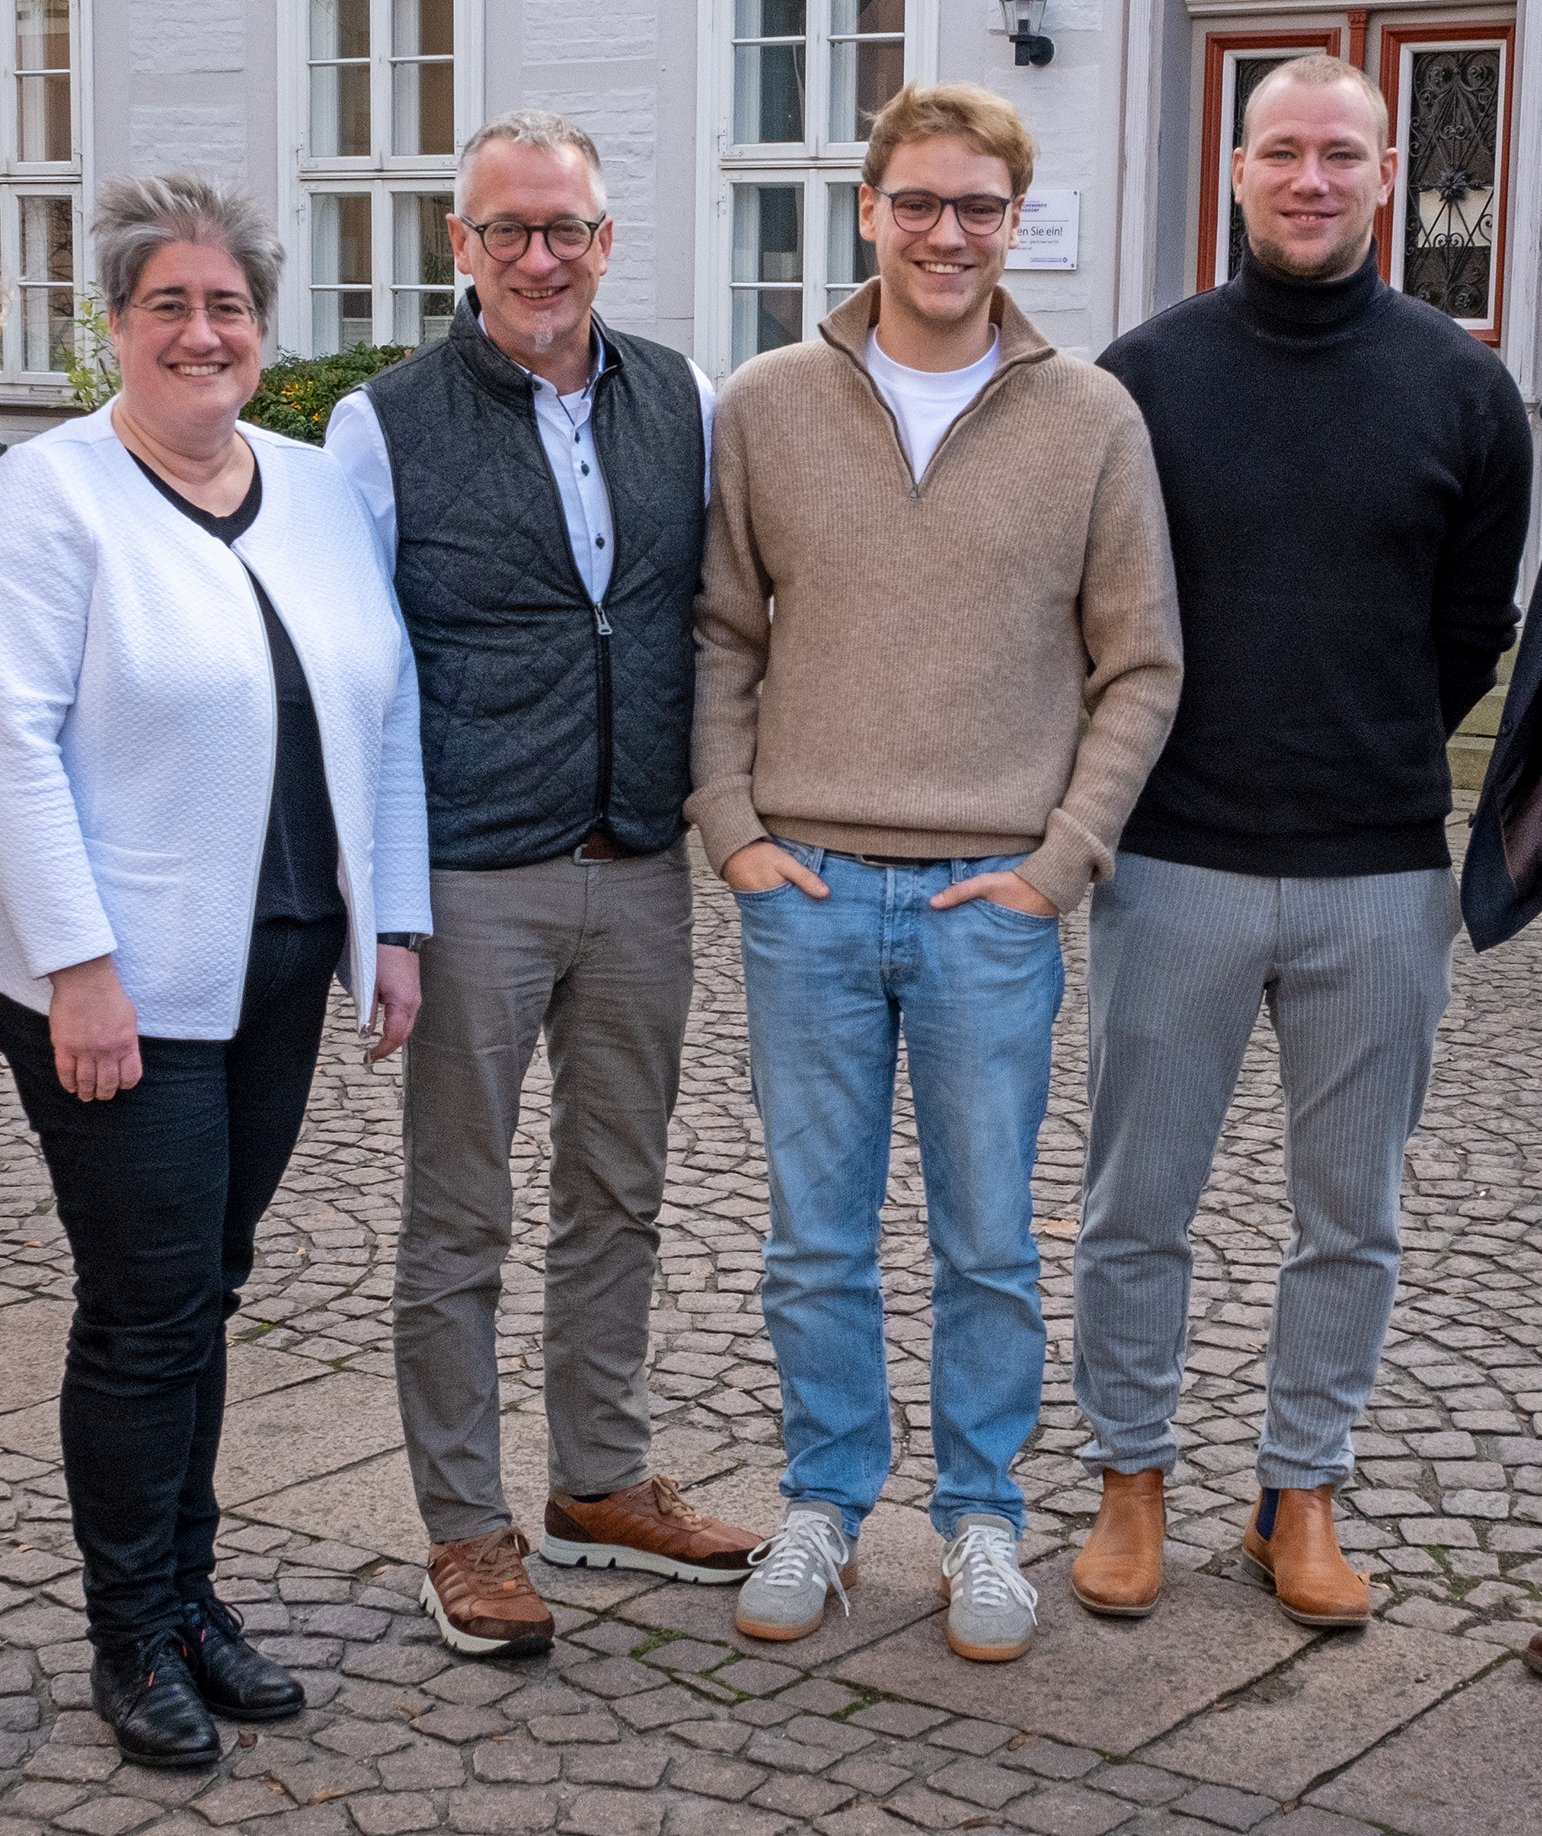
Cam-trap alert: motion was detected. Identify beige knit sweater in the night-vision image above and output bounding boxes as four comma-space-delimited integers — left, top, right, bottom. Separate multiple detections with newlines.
686, 282, 1183, 913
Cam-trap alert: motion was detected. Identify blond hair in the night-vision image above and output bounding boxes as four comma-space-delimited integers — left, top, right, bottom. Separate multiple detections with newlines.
862, 81, 1035, 196
1241, 54, 1390, 151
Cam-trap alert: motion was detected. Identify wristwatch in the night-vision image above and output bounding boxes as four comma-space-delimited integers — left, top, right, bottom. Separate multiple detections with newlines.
377, 932, 427, 953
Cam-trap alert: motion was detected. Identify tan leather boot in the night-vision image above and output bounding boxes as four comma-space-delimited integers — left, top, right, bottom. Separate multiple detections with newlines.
1070, 1469, 1165, 1617
1241, 1485, 1369, 1627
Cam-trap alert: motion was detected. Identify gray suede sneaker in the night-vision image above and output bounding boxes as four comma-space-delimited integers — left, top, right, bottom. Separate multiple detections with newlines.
940, 1514, 1038, 1662
734, 1501, 857, 1642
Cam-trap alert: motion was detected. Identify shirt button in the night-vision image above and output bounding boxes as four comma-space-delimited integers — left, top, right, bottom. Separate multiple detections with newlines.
595, 536, 606, 548
581, 462, 590, 475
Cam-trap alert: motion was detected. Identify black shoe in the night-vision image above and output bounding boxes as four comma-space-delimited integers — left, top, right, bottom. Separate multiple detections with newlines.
91, 1630, 222, 1769
179, 1594, 305, 1722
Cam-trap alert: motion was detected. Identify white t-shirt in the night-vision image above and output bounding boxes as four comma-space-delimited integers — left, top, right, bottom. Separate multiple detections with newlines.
865, 327, 1001, 481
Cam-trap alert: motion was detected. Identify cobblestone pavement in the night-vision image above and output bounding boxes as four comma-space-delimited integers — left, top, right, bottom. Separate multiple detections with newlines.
3, 812, 1540, 1836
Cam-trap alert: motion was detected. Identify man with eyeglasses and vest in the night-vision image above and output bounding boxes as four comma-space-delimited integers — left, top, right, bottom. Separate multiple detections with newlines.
328, 109, 758, 1657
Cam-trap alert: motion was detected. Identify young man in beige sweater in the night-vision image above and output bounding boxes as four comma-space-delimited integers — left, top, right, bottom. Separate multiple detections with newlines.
688, 82, 1182, 1662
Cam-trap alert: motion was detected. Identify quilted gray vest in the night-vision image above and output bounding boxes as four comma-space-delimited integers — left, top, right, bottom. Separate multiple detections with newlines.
365, 292, 705, 868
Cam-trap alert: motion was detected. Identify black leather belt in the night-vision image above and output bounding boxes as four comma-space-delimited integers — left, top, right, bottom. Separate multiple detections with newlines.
573, 830, 625, 862
826, 850, 945, 869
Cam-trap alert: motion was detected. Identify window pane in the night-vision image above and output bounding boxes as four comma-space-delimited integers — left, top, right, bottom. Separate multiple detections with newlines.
20, 286, 73, 370
21, 194, 73, 281
828, 35, 905, 143
1403, 47, 1501, 322
831, 0, 904, 34
394, 289, 454, 345
313, 291, 375, 353
734, 1, 804, 34
311, 0, 369, 59
731, 288, 802, 367
15, 0, 70, 71
394, 0, 453, 56
312, 193, 373, 285
311, 61, 371, 157
19, 195, 74, 371
732, 184, 803, 284
393, 191, 454, 288
393, 58, 455, 155
16, 71, 71, 160
826, 183, 876, 289
734, 42, 806, 143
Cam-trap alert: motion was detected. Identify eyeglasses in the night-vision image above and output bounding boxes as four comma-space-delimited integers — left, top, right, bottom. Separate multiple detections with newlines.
458, 214, 606, 263
129, 298, 258, 328
872, 188, 1014, 237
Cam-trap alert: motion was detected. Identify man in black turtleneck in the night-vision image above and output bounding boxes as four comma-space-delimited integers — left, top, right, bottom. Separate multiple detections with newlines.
1069, 54, 1532, 1631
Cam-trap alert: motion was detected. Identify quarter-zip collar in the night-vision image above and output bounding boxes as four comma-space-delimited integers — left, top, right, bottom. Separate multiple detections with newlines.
819, 278, 1056, 490
820, 276, 1055, 389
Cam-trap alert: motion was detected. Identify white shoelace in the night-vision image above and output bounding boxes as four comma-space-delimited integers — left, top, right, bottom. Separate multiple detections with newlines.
747, 1510, 853, 1617
942, 1523, 1039, 1617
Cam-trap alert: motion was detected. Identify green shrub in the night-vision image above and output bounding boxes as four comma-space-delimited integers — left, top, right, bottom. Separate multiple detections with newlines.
242, 344, 412, 444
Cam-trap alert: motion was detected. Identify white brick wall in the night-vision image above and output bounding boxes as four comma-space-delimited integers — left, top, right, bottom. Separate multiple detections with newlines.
128, 0, 245, 76
130, 106, 248, 185
521, 0, 659, 67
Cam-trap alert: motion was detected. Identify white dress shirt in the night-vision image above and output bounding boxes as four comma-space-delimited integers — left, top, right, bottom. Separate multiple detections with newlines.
327, 322, 715, 603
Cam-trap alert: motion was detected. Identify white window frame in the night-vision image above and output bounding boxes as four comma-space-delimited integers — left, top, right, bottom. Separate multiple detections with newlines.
0, 0, 89, 395
696, 0, 941, 381
276, 0, 483, 356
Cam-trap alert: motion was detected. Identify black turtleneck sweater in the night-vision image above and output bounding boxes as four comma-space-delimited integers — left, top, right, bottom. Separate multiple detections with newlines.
1098, 247, 1533, 877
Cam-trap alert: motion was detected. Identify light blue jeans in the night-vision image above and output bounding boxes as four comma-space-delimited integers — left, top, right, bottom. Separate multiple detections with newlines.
736, 842, 1063, 1540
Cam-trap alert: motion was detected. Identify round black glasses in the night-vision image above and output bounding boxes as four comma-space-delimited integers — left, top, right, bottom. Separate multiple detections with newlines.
458, 215, 605, 263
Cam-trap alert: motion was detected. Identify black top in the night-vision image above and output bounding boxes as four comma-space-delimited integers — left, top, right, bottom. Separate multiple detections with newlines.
133, 454, 345, 923
1099, 246, 1533, 878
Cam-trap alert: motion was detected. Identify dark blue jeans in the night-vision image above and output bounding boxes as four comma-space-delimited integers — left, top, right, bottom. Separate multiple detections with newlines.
0, 915, 345, 1645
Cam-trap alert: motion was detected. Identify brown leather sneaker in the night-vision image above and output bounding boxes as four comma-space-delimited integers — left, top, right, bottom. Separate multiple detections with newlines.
541, 1475, 760, 1583
420, 1526, 555, 1656
1523, 1632, 1542, 1677
1070, 1468, 1166, 1617
1240, 1485, 1370, 1628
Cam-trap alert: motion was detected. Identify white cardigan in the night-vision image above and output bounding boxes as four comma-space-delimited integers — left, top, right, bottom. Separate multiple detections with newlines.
0, 405, 431, 1040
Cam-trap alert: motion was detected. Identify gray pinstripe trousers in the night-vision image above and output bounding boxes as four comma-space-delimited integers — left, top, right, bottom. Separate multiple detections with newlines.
1073, 854, 1460, 1489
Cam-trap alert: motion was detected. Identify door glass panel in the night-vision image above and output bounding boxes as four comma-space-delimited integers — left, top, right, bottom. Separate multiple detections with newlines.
1402, 47, 1501, 322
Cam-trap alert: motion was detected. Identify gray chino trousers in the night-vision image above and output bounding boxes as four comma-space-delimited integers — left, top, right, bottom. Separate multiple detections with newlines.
1074, 854, 1459, 1490
394, 842, 692, 1543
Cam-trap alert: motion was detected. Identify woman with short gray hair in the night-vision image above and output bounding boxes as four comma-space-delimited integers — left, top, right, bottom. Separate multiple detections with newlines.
0, 175, 431, 1766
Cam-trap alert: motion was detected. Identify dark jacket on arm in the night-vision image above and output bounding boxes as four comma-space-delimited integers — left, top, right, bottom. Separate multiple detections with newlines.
1463, 570, 1542, 951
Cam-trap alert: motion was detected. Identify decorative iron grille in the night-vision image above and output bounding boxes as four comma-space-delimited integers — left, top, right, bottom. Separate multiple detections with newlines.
1403, 48, 1500, 321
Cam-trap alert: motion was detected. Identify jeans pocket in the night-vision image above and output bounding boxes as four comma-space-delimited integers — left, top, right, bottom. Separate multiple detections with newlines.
733, 881, 798, 903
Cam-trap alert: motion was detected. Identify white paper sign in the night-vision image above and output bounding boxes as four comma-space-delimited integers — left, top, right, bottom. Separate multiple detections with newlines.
1006, 189, 1080, 271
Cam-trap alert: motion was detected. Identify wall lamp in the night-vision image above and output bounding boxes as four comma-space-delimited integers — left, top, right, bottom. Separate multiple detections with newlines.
1000, 0, 1055, 67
